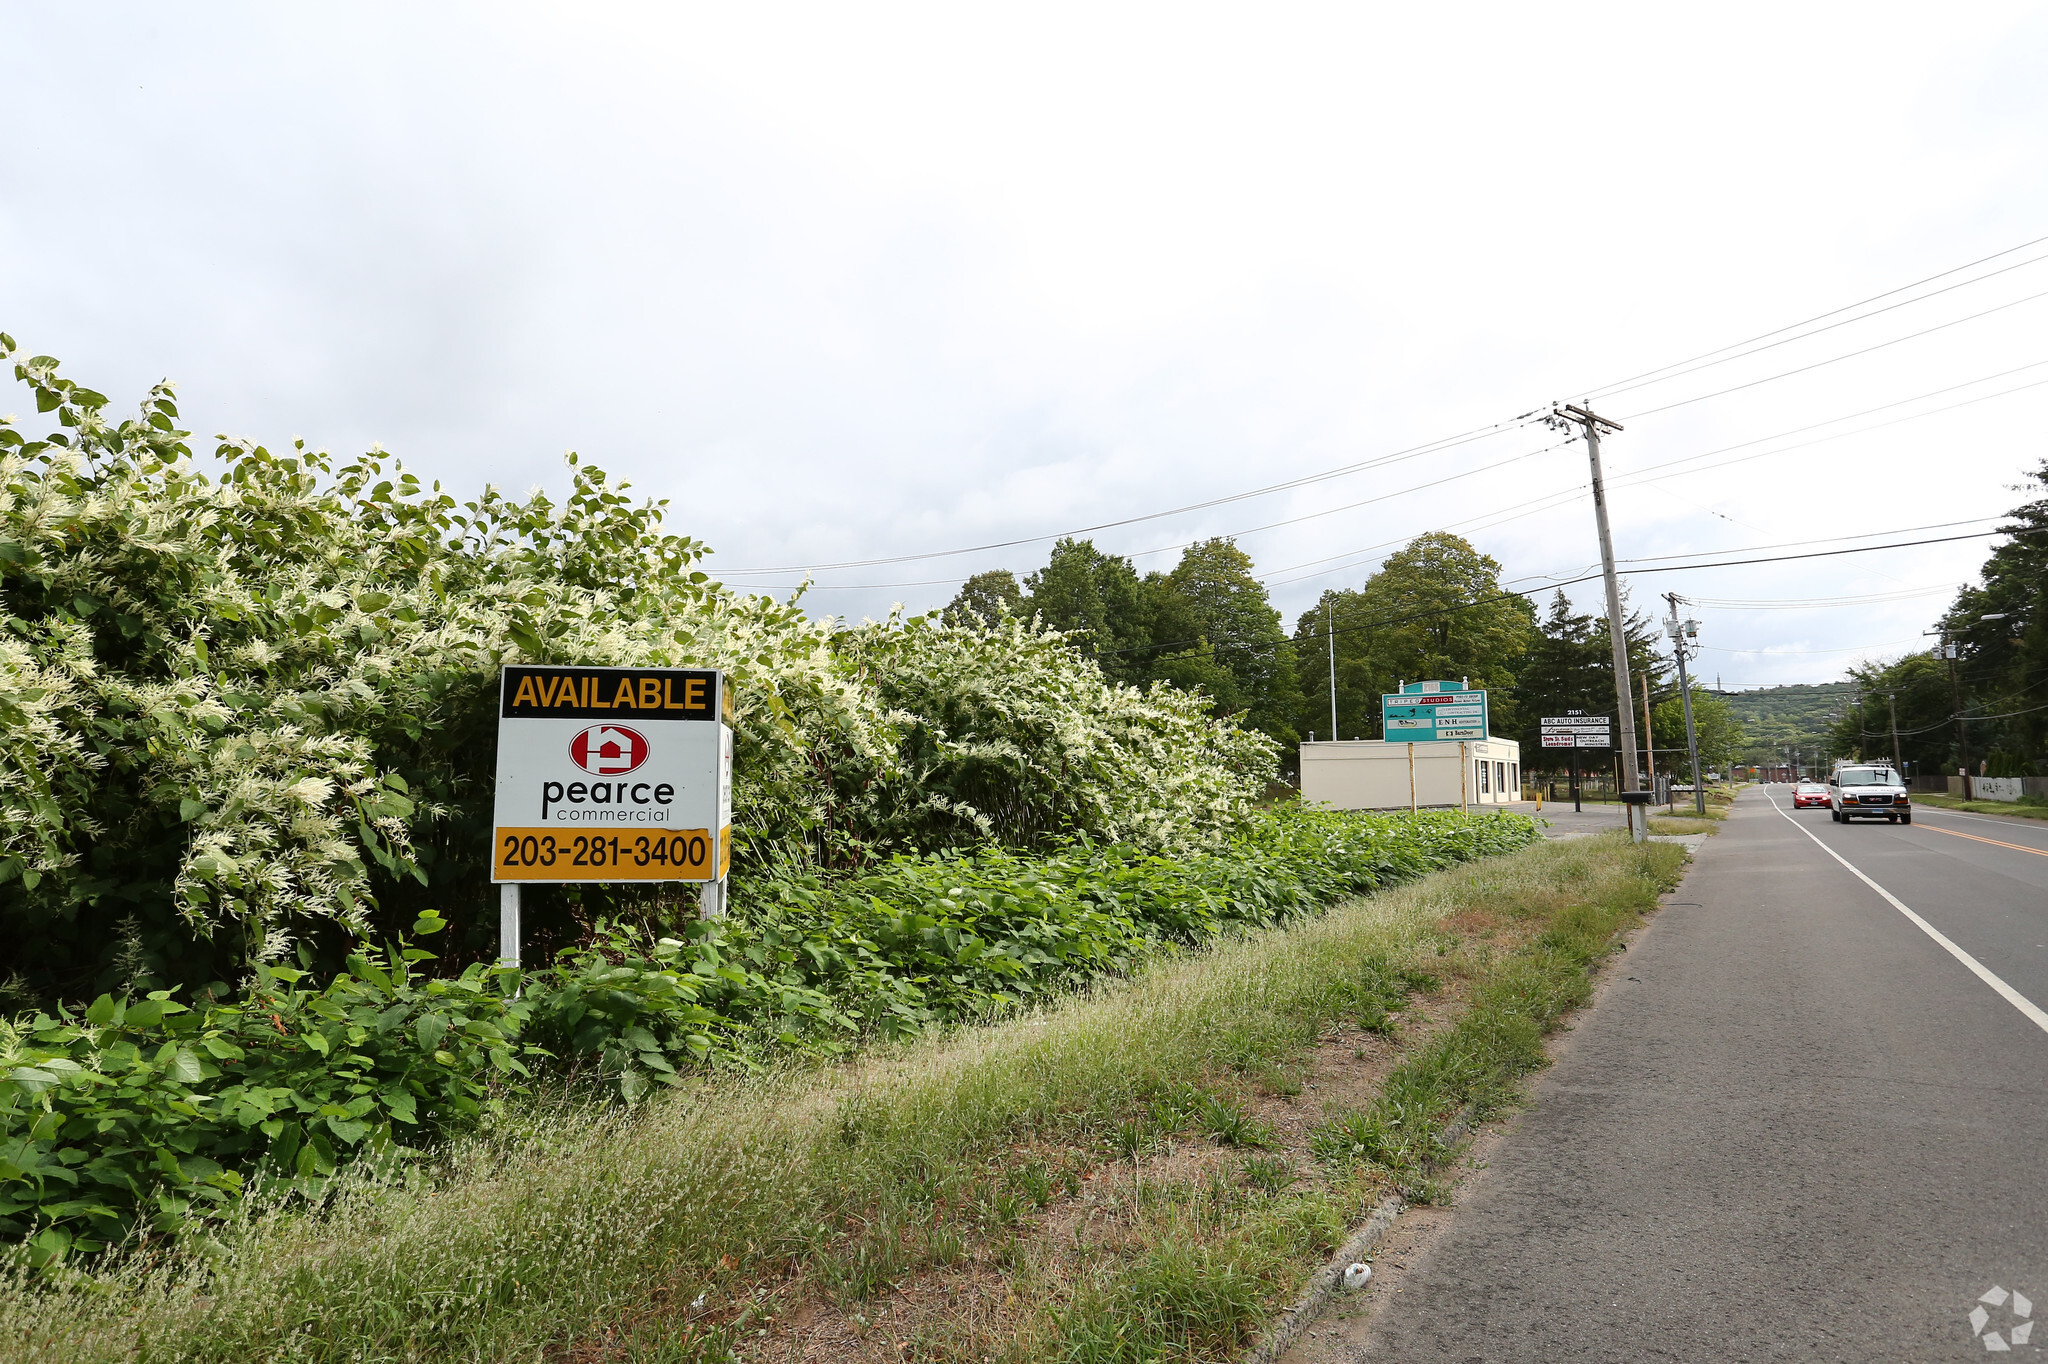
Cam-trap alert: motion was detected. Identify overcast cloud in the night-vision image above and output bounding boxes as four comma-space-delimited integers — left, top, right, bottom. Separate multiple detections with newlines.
5, 3, 2047, 685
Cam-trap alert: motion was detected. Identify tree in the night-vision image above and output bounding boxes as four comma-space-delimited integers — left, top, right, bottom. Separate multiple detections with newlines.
1828, 654, 1955, 774
1294, 534, 1537, 741
1159, 539, 1301, 748
1653, 686, 1744, 779
1505, 587, 1669, 774
1022, 539, 1154, 683
1936, 459, 2048, 771
1512, 592, 1610, 760
941, 569, 1022, 627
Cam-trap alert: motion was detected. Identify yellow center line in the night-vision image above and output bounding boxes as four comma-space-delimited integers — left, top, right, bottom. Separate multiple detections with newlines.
1917, 822, 2048, 859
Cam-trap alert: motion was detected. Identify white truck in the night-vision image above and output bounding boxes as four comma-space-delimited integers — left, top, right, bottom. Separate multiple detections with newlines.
1829, 763, 1911, 825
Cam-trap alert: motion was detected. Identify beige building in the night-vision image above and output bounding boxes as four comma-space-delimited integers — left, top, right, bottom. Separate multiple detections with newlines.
1299, 737, 1523, 812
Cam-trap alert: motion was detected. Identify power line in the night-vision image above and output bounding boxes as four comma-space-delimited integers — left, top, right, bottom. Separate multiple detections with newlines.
1578, 231, 2048, 401
1094, 525, 2048, 663
1587, 248, 2048, 404
1690, 585, 1961, 610
738, 351, 2042, 598
1615, 287, 2048, 421
1271, 362, 2048, 592
717, 414, 1547, 575
721, 434, 1577, 592
1612, 372, 2048, 490
722, 230, 2048, 581
1695, 638, 1923, 656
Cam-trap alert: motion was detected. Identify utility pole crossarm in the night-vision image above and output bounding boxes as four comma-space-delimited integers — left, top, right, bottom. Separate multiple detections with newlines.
1560, 403, 1624, 434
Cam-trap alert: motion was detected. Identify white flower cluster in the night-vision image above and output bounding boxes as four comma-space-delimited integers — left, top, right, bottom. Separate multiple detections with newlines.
0, 342, 1273, 964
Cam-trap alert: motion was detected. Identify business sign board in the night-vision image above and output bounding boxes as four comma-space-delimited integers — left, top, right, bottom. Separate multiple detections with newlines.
1540, 712, 1613, 749
491, 666, 733, 883
1381, 680, 1488, 742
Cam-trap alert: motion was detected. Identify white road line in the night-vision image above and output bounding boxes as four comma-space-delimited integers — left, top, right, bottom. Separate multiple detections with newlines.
1765, 791, 2048, 1038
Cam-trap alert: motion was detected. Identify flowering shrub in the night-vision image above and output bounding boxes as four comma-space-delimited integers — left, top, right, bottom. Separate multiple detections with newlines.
0, 337, 1269, 997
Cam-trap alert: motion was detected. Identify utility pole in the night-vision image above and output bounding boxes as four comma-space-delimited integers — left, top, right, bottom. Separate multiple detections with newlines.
1325, 597, 1337, 745
1945, 634, 1969, 795
1552, 404, 1643, 841
1886, 691, 1903, 774
1664, 592, 1706, 816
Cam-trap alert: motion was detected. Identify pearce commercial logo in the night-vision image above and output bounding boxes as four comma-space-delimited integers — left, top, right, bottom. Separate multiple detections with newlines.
571, 724, 648, 776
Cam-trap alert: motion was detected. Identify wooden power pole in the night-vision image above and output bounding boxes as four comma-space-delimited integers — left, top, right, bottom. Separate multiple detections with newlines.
1553, 404, 1642, 841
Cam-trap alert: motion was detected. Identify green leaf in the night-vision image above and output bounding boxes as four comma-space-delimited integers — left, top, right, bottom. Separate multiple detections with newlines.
179, 798, 206, 823
166, 1049, 206, 1084
84, 995, 121, 1027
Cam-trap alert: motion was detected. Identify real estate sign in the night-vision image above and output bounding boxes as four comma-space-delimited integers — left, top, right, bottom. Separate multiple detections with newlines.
491, 665, 733, 883
1380, 680, 1488, 742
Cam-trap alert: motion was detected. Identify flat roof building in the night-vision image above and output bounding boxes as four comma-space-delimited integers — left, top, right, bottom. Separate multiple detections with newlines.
1299, 737, 1522, 812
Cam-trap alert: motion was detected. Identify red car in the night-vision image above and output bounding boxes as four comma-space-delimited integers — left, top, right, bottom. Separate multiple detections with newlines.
1792, 781, 1830, 809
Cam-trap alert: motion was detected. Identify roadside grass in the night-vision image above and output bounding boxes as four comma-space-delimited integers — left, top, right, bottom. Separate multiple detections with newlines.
1648, 816, 1719, 835
1913, 793, 2048, 821
0, 835, 1684, 1364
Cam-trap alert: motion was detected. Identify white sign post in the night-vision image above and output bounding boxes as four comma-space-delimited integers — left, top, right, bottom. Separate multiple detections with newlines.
490, 665, 734, 968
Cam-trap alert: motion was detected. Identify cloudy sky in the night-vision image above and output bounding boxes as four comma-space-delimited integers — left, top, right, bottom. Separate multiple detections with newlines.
6, 3, 2046, 686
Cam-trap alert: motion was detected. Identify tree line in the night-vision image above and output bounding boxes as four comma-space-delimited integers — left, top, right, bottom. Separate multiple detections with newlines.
945, 530, 1746, 780
1831, 459, 2048, 779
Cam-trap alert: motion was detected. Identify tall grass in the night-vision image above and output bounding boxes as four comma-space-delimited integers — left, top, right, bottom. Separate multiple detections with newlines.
2, 834, 1679, 1364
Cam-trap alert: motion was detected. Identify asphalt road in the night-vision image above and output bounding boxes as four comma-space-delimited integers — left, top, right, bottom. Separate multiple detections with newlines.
1354, 785, 2048, 1361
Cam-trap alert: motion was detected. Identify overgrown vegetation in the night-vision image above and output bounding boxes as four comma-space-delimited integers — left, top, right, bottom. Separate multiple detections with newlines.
0, 832, 1682, 1364
0, 337, 1269, 1002
1, 806, 1535, 1262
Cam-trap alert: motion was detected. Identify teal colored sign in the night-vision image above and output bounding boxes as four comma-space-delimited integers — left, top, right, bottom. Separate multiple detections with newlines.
1381, 680, 1489, 742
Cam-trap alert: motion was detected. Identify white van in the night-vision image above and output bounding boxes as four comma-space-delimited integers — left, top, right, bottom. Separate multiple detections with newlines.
1829, 765, 1910, 825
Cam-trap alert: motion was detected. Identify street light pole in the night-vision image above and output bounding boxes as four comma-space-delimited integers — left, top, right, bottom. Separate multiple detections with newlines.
1326, 597, 1337, 744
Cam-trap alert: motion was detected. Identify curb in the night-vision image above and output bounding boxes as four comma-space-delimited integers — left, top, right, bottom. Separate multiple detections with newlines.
1241, 1112, 1476, 1364
1242, 1193, 1404, 1364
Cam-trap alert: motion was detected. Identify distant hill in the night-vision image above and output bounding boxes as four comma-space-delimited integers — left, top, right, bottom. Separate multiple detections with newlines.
1717, 681, 1856, 764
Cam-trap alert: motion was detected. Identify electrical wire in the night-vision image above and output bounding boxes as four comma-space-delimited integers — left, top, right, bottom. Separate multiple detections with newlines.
1586, 248, 2048, 404
717, 413, 1547, 575
1689, 586, 1961, 610
1096, 524, 2048, 663
1615, 287, 2048, 421
1578, 231, 2048, 401
737, 355, 2039, 597
719, 435, 1578, 592
1695, 639, 1923, 656
1613, 374, 2048, 491
722, 230, 2048, 581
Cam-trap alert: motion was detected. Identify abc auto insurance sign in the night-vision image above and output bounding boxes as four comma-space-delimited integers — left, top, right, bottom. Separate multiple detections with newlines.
491, 666, 733, 884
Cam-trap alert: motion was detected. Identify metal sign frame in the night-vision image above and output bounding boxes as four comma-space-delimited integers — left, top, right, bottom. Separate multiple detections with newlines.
1540, 710, 1613, 750
491, 665, 733, 885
